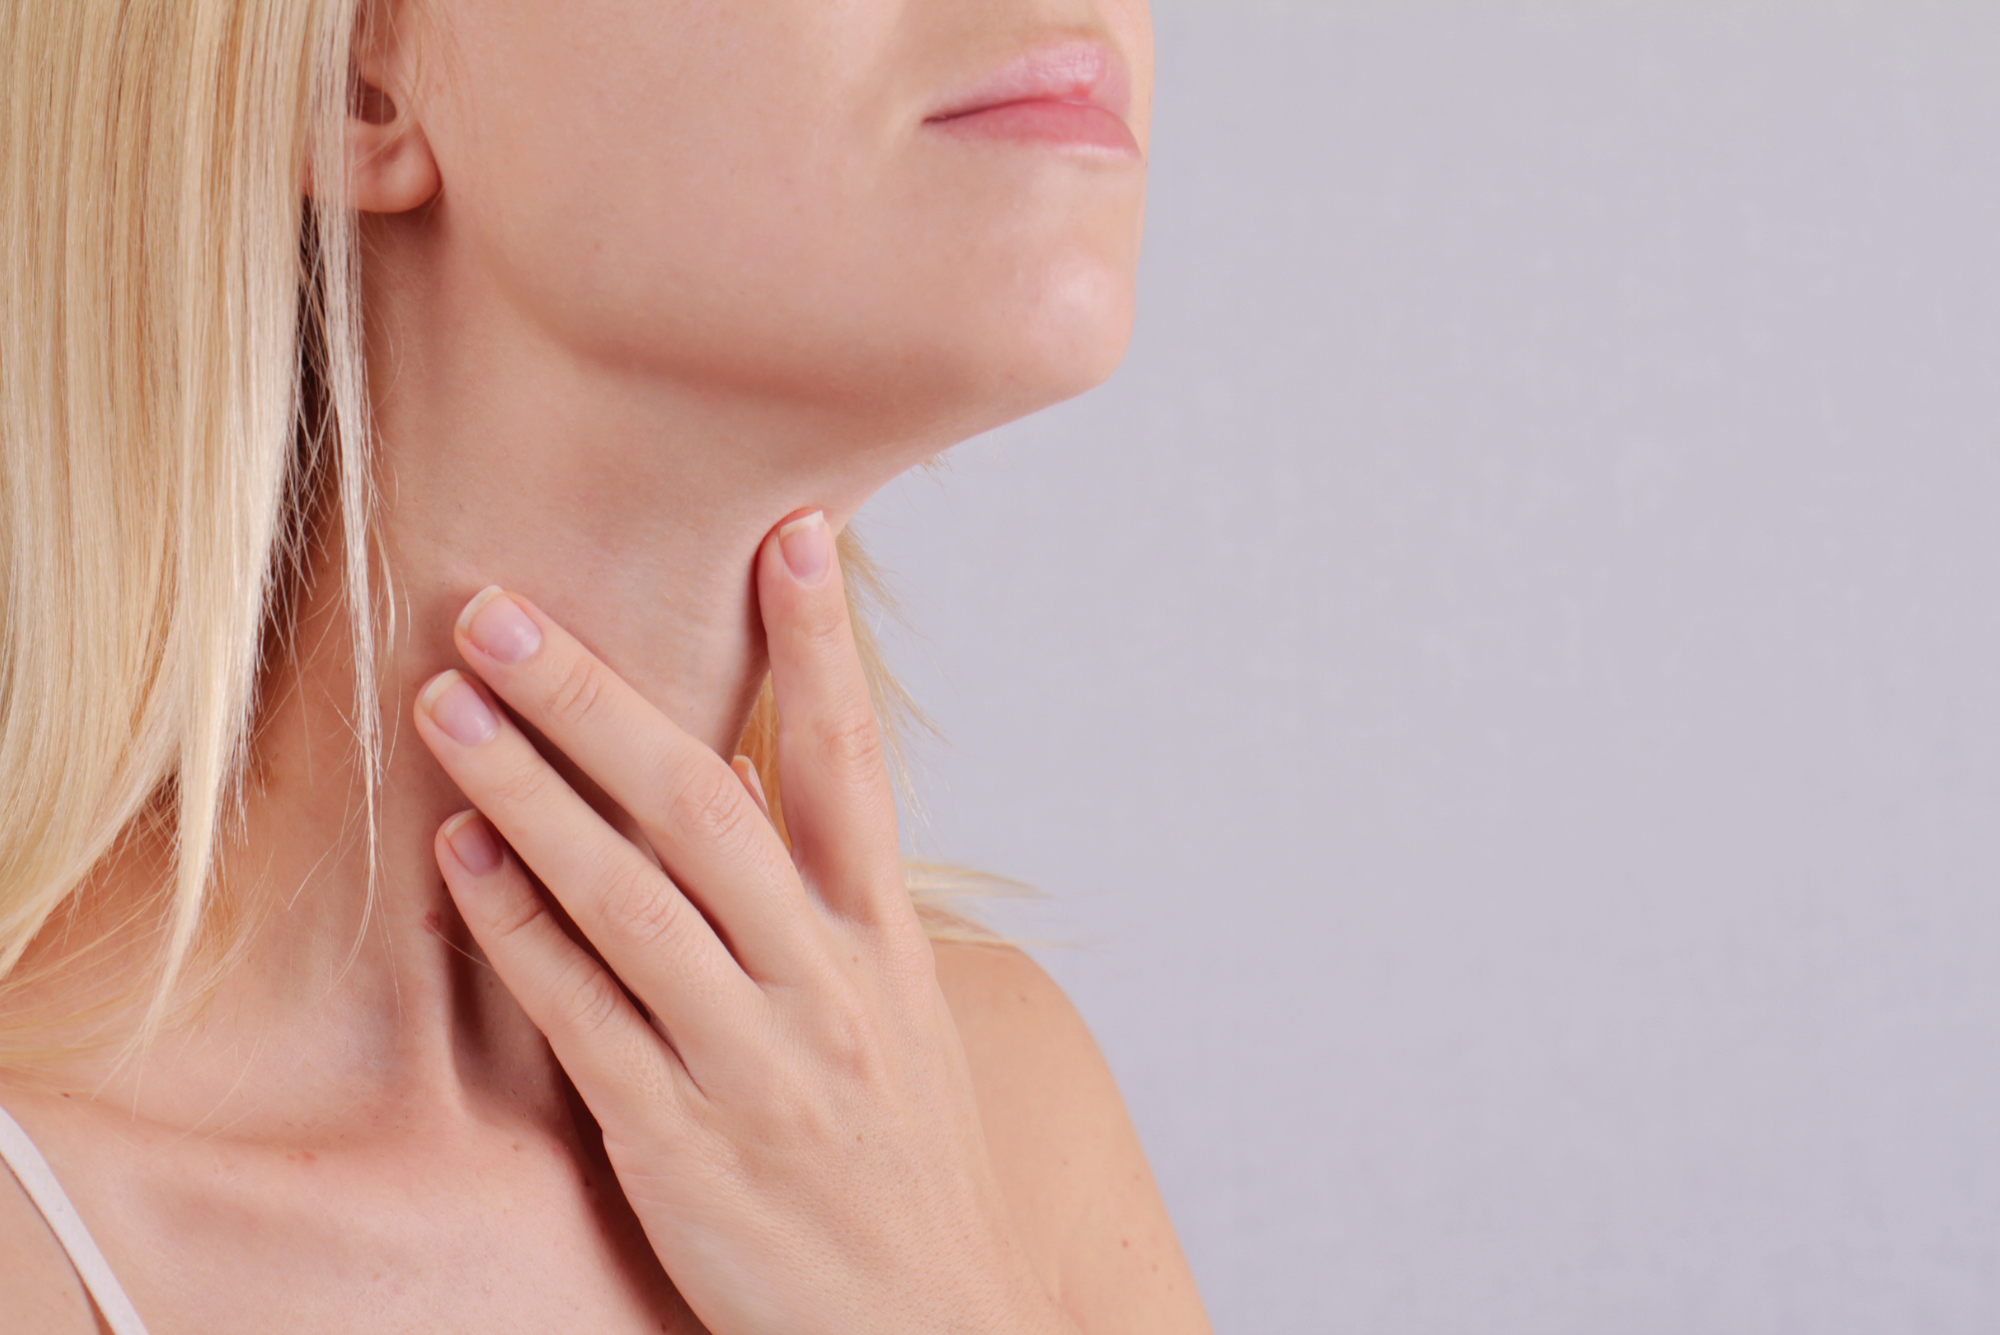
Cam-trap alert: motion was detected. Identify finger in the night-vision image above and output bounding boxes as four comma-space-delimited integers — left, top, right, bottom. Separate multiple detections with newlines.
434, 810, 702, 1119
414, 668, 760, 1049
756, 511, 906, 922
453, 586, 819, 979
731, 756, 774, 823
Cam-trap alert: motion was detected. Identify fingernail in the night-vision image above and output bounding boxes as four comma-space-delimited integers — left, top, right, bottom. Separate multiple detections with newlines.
459, 586, 542, 664
419, 670, 499, 746
731, 755, 773, 820
778, 511, 831, 585
442, 810, 503, 876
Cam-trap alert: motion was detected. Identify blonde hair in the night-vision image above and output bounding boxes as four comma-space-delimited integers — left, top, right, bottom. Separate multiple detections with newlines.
0, 0, 992, 1069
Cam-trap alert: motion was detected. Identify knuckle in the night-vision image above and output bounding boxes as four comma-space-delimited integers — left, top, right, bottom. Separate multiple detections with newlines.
492, 757, 553, 811
791, 593, 850, 652
804, 985, 886, 1081
550, 954, 627, 1037
822, 1014, 875, 1077
634, 744, 697, 810
595, 859, 690, 956
665, 766, 760, 855
546, 653, 609, 730
484, 882, 551, 944
779, 1093, 839, 1147
816, 708, 886, 782
821, 1018, 887, 1086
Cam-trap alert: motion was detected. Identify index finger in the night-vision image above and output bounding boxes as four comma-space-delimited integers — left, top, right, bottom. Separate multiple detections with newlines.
757, 512, 907, 924
453, 586, 821, 981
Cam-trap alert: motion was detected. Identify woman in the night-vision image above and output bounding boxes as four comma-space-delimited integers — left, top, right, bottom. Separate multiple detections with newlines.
0, 1, 1209, 1331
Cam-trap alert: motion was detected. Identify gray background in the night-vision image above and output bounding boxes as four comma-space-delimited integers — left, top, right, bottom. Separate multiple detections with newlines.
859, 4, 2000, 1332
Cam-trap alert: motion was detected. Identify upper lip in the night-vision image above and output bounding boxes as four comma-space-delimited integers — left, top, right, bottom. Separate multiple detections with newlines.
925, 40, 1133, 124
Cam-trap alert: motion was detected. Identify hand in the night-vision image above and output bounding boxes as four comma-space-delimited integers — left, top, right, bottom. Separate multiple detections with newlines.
412, 512, 1069, 1335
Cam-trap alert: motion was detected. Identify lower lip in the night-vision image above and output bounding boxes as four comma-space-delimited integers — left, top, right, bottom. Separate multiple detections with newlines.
928, 101, 1140, 155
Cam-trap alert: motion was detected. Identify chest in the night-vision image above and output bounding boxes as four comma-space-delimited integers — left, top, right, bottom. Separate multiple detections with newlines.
13, 1118, 706, 1335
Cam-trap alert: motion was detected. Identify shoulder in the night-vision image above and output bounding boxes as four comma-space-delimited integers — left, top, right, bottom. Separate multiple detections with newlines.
931, 942, 1213, 1335
932, 943, 1124, 1189
932, 940, 1105, 1108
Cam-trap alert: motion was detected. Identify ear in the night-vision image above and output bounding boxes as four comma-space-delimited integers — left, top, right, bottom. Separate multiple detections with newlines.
339, 22, 440, 213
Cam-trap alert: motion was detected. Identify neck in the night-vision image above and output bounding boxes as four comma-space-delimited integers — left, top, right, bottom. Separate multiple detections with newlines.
15, 236, 941, 1137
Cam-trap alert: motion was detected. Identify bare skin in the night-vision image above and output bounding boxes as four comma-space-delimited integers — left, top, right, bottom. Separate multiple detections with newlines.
0, 0, 1205, 1331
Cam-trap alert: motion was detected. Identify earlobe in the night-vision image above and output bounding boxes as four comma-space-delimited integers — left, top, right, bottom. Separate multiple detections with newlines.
344, 85, 442, 214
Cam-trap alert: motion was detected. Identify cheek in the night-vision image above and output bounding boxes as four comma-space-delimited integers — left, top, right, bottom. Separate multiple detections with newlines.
428, 8, 1145, 424
430, 5, 825, 327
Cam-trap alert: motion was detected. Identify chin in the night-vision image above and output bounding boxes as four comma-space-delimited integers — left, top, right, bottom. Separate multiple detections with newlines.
1022, 258, 1140, 397
539, 236, 1141, 457
908, 254, 1141, 438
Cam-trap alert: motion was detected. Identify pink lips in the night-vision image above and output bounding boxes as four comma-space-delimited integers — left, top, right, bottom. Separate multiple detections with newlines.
925, 41, 1139, 155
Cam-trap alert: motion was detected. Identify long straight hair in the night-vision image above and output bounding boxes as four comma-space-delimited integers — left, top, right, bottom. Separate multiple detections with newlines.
0, 0, 990, 1070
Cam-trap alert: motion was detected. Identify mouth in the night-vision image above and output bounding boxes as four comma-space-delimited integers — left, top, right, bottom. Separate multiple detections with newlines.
924, 40, 1140, 156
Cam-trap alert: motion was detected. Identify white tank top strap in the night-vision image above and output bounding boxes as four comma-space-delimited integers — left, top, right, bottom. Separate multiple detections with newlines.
0, 1102, 153, 1335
